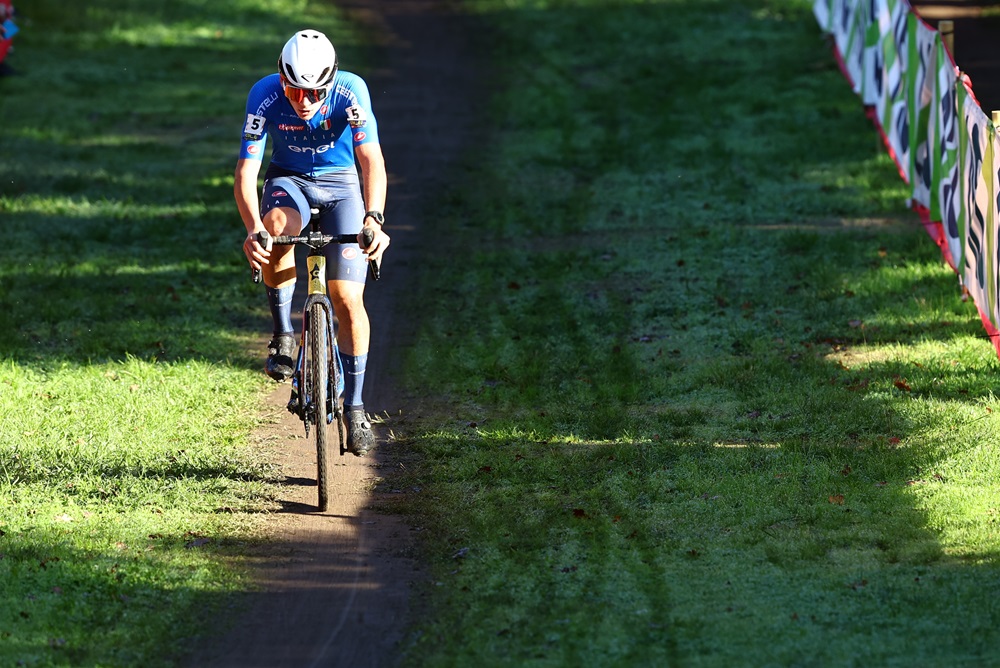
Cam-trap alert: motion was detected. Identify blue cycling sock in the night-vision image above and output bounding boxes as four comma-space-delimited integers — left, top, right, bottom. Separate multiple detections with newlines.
266, 284, 295, 337
339, 351, 368, 409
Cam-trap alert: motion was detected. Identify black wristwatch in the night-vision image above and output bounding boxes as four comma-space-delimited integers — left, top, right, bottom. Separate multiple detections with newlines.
364, 210, 385, 227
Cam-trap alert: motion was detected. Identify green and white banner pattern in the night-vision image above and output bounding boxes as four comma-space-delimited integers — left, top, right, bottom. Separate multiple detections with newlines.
814, 0, 1000, 354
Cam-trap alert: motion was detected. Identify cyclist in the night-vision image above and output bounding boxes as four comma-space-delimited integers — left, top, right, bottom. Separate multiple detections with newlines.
0, 0, 17, 75
235, 29, 389, 456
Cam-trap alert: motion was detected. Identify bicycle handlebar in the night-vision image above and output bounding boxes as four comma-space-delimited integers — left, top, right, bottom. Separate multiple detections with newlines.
251, 228, 381, 283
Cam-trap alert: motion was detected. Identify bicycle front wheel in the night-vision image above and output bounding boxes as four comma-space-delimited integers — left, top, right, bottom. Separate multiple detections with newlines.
308, 303, 331, 512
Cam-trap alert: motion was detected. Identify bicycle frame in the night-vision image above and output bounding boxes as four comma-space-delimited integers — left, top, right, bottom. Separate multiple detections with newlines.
250, 211, 377, 509
282, 218, 342, 435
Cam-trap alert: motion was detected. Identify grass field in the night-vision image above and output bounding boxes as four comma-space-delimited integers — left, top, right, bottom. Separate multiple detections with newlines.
0, 1, 356, 665
2, 0, 1000, 666
387, 0, 1000, 666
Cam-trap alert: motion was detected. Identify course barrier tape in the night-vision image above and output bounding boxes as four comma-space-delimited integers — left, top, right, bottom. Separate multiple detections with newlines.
814, 0, 1000, 356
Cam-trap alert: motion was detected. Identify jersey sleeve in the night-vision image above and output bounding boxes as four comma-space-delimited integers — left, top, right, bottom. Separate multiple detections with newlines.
239, 76, 276, 161
341, 74, 380, 148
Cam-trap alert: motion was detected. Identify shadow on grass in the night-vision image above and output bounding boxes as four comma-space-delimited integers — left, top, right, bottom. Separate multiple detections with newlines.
0, 519, 390, 667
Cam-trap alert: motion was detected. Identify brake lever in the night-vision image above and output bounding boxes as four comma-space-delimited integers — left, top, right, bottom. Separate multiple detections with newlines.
361, 228, 381, 281
251, 229, 271, 284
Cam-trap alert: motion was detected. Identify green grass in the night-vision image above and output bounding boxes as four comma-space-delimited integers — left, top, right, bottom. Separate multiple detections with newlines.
0, 1, 361, 665
387, 0, 1000, 666
5, 0, 1000, 665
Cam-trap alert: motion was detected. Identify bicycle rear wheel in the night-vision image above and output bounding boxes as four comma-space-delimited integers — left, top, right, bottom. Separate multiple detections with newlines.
308, 304, 331, 511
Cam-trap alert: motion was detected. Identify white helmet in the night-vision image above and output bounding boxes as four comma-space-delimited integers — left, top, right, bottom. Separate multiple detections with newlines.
278, 30, 338, 90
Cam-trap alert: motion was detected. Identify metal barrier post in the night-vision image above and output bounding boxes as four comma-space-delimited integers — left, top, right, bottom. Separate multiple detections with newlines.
940, 19, 954, 56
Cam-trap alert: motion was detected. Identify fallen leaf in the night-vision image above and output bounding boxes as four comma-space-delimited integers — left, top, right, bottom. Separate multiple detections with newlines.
572, 508, 588, 519
840, 465, 852, 476
828, 495, 845, 505
894, 379, 912, 392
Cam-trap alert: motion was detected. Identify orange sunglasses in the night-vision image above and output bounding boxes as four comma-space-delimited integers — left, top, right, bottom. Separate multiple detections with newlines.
281, 76, 332, 105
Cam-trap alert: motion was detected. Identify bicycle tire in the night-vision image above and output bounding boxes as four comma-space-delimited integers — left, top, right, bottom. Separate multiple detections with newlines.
309, 304, 331, 512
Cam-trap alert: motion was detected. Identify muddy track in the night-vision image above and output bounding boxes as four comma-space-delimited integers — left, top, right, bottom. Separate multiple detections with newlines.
188, 2, 485, 666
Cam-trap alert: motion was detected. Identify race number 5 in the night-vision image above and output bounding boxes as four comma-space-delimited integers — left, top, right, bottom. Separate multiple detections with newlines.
244, 114, 265, 140
346, 104, 368, 128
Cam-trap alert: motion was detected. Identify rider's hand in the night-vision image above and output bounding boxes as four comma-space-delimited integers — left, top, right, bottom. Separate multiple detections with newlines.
360, 223, 390, 263
244, 230, 272, 271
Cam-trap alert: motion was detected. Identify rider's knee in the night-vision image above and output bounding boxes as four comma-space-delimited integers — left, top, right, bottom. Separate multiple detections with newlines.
329, 282, 365, 313
263, 207, 302, 235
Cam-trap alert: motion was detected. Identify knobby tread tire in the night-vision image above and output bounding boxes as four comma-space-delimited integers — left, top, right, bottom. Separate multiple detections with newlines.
309, 304, 331, 512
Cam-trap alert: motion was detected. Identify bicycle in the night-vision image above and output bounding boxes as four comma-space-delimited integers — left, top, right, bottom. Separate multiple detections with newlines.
252, 208, 380, 511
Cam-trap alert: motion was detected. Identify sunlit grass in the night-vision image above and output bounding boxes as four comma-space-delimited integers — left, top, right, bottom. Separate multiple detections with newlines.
0, 0, 358, 665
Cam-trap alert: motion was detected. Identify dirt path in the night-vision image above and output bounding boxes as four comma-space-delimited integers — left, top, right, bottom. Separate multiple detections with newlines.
186, 3, 1000, 666
188, 2, 484, 666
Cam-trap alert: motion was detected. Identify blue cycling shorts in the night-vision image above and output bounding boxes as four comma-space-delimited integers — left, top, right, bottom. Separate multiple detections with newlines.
260, 166, 368, 283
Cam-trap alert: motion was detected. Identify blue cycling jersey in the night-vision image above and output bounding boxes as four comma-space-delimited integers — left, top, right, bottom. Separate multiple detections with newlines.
240, 72, 379, 177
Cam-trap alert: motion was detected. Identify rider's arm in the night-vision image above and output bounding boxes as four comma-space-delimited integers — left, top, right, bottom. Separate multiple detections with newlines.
235, 158, 270, 269
355, 142, 389, 261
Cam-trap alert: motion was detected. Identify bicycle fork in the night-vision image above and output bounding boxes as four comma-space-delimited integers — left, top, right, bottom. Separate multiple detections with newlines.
287, 252, 341, 428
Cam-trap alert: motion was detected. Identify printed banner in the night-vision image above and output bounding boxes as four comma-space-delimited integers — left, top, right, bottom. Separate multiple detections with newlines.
814, 0, 1000, 355
813, 0, 831, 33
933, 38, 962, 271
907, 15, 936, 212
960, 90, 990, 318
875, 0, 910, 182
